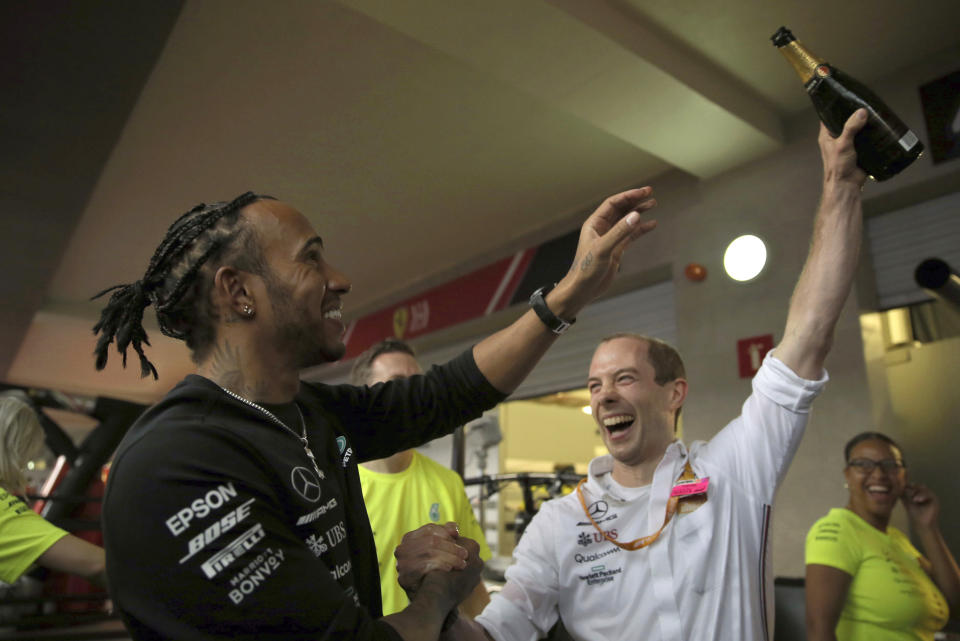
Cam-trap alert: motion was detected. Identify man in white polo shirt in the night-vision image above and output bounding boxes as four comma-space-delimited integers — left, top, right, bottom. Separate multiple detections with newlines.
397, 109, 871, 641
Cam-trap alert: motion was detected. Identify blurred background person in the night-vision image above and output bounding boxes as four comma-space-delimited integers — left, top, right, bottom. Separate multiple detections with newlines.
805, 431, 960, 641
351, 339, 491, 618
0, 396, 106, 587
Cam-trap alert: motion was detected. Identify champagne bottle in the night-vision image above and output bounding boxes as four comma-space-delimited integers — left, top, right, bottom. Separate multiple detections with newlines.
771, 26, 924, 181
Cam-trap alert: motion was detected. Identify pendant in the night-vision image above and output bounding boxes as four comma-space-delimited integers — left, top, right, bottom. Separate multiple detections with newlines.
303, 445, 324, 480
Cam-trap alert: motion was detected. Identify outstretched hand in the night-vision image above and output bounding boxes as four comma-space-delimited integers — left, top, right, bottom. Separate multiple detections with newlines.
557, 187, 658, 312
818, 108, 868, 187
469, 185, 657, 395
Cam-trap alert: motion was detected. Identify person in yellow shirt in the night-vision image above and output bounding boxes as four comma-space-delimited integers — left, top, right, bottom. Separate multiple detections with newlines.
351, 339, 492, 617
805, 432, 959, 641
0, 396, 106, 587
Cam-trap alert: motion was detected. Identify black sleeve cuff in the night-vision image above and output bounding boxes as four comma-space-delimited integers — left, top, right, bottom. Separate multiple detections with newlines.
455, 347, 509, 407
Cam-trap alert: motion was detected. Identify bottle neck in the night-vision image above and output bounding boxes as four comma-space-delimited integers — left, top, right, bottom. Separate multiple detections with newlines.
777, 40, 826, 85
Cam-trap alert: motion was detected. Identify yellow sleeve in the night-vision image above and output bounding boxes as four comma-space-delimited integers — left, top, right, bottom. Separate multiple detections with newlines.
805, 511, 860, 575
0, 490, 69, 584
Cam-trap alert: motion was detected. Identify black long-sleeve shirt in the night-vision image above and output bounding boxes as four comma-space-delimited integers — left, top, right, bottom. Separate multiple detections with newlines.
103, 350, 504, 640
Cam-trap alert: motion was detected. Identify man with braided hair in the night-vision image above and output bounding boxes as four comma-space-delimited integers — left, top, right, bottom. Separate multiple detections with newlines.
96, 188, 658, 641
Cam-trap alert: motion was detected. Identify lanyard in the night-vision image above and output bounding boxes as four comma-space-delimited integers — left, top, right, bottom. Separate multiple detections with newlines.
575, 462, 700, 551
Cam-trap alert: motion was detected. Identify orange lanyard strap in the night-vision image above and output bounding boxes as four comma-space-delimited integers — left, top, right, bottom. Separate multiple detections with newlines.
576, 462, 698, 551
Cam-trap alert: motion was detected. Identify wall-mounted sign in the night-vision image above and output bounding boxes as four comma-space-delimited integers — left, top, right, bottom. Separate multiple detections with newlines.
736, 334, 774, 378
342, 249, 535, 358
341, 229, 581, 359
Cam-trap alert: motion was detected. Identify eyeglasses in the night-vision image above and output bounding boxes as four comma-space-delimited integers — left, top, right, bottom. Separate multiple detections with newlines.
846, 458, 906, 474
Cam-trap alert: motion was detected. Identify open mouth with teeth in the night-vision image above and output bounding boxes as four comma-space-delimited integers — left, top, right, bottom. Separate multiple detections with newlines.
861, 483, 903, 509
322, 308, 342, 321
866, 484, 894, 498
602, 414, 636, 440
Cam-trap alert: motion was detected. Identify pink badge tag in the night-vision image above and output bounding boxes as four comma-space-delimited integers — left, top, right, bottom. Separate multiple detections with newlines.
671, 477, 710, 498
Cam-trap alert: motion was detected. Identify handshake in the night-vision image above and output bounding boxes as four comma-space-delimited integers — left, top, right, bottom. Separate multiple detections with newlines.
395, 522, 485, 619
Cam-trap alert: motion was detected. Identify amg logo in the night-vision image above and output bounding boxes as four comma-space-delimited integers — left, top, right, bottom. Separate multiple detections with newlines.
296, 498, 338, 526
201, 523, 265, 579
180, 498, 255, 564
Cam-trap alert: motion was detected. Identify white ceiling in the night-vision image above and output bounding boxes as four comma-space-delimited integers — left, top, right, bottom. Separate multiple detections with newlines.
4, 0, 959, 404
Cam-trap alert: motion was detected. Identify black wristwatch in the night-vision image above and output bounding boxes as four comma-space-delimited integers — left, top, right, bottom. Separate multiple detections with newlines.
529, 283, 576, 335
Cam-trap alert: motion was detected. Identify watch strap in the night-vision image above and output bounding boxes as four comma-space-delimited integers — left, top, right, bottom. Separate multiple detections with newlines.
529, 284, 575, 335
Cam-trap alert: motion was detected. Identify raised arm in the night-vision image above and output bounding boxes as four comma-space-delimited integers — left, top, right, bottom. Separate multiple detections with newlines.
903, 483, 960, 613
774, 109, 868, 379
474, 187, 657, 393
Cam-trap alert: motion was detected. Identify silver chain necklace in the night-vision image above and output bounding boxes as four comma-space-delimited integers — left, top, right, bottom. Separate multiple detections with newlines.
215, 384, 323, 478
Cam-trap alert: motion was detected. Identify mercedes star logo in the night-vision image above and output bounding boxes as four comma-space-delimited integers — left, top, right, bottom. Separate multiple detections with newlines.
291, 466, 322, 503
588, 500, 608, 520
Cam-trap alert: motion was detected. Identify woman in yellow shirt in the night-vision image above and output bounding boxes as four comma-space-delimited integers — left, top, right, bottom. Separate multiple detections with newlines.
805, 432, 960, 641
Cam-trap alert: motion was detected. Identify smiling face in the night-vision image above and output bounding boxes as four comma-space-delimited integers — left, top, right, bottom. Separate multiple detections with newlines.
243, 200, 352, 367
844, 438, 907, 529
587, 337, 686, 470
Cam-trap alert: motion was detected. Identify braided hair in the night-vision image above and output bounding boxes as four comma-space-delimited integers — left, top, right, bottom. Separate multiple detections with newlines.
92, 192, 274, 379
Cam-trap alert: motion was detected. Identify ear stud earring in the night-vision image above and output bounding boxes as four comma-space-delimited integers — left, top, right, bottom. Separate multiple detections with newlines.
242, 305, 254, 317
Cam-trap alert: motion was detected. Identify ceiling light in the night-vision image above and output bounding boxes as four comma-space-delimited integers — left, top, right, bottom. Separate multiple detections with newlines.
724, 235, 767, 282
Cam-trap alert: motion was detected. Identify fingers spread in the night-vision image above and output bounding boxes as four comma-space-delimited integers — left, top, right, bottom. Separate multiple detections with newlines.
594, 207, 658, 259
593, 187, 655, 227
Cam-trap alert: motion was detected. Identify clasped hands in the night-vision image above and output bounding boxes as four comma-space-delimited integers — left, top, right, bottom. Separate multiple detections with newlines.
395, 522, 483, 607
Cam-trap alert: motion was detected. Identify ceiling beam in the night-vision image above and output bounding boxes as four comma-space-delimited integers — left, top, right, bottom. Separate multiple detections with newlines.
337, 0, 784, 178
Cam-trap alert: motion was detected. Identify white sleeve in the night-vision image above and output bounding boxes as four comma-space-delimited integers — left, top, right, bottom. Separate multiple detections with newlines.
698, 353, 828, 504
475, 503, 560, 641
